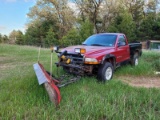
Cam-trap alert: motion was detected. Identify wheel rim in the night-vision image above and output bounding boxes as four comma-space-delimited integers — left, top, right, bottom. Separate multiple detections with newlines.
135, 58, 138, 66
105, 67, 112, 80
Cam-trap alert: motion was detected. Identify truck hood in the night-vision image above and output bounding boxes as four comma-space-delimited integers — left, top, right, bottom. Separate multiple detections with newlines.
61, 45, 115, 57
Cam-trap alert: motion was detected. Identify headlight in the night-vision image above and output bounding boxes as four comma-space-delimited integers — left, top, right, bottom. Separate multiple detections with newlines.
75, 48, 86, 54
85, 58, 99, 64
53, 46, 59, 51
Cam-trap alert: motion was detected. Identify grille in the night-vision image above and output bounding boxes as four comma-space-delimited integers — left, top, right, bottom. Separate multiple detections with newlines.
66, 54, 84, 64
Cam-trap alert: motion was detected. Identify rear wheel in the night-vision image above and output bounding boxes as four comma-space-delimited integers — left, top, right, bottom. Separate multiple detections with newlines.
98, 62, 113, 82
131, 53, 139, 66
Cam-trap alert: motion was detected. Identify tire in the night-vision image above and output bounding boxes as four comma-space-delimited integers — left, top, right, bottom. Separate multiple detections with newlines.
131, 53, 139, 66
98, 62, 113, 82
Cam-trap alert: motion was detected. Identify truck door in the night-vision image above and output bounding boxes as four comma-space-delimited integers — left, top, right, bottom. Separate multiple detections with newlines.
116, 35, 130, 63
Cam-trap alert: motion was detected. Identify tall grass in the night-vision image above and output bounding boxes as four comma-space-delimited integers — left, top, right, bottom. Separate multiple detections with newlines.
0, 44, 160, 119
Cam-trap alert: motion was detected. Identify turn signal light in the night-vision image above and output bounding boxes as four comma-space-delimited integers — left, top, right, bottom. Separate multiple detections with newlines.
75, 48, 86, 54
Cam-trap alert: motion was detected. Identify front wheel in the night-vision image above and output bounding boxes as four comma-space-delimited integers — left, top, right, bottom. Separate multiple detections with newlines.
98, 62, 113, 82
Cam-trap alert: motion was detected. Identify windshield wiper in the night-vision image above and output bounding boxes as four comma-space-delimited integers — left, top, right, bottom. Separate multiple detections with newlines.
90, 44, 104, 46
82, 43, 87, 45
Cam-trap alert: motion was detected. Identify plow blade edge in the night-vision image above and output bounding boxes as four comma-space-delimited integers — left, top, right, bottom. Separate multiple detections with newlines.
33, 63, 61, 105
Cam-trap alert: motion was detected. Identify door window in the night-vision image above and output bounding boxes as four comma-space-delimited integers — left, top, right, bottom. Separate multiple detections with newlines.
118, 35, 126, 46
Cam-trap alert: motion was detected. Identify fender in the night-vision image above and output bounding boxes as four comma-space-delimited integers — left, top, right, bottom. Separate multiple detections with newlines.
101, 54, 116, 69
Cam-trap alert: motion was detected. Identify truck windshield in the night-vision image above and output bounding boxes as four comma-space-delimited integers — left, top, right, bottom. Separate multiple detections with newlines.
83, 34, 117, 47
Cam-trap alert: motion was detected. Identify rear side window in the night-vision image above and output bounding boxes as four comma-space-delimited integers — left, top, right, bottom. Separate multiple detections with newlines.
118, 35, 126, 46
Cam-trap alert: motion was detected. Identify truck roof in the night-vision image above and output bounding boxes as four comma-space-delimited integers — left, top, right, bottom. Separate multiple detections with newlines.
93, 33, 124, 36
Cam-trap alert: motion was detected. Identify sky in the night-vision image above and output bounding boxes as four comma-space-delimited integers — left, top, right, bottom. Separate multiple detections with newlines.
0, 0, 35, 35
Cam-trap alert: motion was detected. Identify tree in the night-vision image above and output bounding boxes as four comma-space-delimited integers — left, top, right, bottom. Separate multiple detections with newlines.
25, 20, 58, 46
74, 0, 104, 33
45, 27, 58, 47
60, 28, 80, 47
9, 30, 17, 44
79, 20, 94, 43
25, 24, 41, 46
138, 13, 160, 40
152, 17, 160, 39
136, 0, 160, 40
0, 34, 2, 43
23, 0, 160, 46
15, 30, 24, 45
120, 0, 145, 22
27, 0, 76, 39
2, 35, 9, 43
108, 10, 136, 42
9, 30, 24, 44
100, 0, 120, 32
60, 20, 94, 47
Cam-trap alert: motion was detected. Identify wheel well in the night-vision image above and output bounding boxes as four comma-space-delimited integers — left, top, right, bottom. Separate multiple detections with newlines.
131, 50, 139, 59
134, 50, 139, 56
103, 57, 116, 69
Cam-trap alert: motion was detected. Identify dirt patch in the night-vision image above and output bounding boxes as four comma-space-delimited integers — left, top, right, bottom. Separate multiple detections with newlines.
116, 76, 160, 88
0, 63, 16, 69
0, 56, 9, 61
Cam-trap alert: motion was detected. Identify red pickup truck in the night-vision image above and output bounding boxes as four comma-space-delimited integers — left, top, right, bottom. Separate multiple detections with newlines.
55, 33, 142, 81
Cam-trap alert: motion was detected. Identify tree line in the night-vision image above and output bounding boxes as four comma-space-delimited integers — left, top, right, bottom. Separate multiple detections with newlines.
1, 0, 160, 47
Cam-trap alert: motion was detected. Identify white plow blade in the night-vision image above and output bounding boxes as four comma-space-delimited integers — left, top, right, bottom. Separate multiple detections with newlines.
33, 63, 48, 85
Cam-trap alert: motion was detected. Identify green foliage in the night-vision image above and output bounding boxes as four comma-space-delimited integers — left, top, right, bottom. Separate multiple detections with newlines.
59, 20, 93, 47
9, 30, 24, 44
0, 34, 2, 43
24, 19, 93, 47
4, 0, 159, 47
138, 14, 154, 40
24, 20, 58, 47
24, 26, 40, 46
15, 30, 24, 45
45, 27, 58, 47
130, 0, 144, 24
79, 20, 94, 43
138, 13, 160, 40
60, 28, 80, 47
108, 11, 136, 42
27, 0, 76, 39
2, 35, 9, 43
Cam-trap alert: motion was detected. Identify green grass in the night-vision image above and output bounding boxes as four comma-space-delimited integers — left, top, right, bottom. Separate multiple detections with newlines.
0, 44, 160, 119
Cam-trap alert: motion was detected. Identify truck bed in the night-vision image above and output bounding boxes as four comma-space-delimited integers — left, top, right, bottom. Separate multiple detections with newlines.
129, 43, 142, 57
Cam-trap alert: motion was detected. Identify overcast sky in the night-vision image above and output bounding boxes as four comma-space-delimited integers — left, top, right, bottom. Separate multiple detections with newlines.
0, 0, 35, 35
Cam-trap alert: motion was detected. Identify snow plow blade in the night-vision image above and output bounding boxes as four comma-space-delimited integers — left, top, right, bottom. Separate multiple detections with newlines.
33, 63, 61, 106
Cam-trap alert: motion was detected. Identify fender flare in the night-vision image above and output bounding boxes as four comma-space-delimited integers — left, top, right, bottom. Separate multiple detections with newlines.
101, 54, 116, 69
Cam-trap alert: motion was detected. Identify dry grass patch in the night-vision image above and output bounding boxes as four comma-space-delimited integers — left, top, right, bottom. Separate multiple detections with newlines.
116, 76, 160, 88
